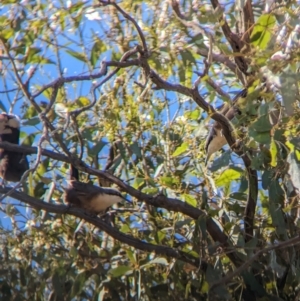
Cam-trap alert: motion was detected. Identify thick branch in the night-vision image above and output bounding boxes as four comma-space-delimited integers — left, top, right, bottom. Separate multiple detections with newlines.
170, 0, 246, 84
210, 0, 249, 75
242, 0, 255, 43
0, 187, 206, 269
195, 48, 246, 85
0, 142, 243, 266
243, 155, 258, 242
148, 69, 237, 148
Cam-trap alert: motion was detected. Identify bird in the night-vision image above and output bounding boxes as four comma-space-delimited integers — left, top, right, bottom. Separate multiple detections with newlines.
64, 165, 128, 215
205, 89, 248, 165
64, 180, 127, 215
0, 113, 29, 182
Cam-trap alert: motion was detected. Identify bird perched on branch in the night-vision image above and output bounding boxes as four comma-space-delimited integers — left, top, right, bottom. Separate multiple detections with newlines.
205, 89, 248, 165
0, 113, 29, 182
64, 165, 128, 215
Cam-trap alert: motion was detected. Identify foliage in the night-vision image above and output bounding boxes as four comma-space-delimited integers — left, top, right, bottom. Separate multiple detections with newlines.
0, 0, 300, 300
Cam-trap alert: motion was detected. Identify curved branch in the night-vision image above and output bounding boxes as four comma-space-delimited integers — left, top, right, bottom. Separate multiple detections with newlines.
209, 0, 249, 75
147, 69, 237, 149
0, 186, 207, 269
195, 48, 246, 85
243, 155, 258, 242
170, 0, 245, 84
0, 141, 243, 266
32, 59, 141, 99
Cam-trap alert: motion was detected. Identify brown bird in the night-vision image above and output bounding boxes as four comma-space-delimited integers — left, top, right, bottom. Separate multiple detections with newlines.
0, 113, 29, 182
205, 89, 247, 165
64, 180, 127, 215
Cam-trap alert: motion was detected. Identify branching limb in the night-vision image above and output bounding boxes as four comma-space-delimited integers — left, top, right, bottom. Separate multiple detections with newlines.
210, 0, 249, 75
0, 186, 207, 270
0, 141, 243, 266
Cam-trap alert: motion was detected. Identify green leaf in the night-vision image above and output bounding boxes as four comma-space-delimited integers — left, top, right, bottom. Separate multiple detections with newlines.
280, 70, 300, 116
185, 109, 200, 120
126, 249, 136, 264
141, 257, 169, 269
160, 176, 178, 187
0, 28, 14, 40
268, 180, 287, 238
35, 158, 49, 180
209, 151, 231, 172
70, 272, 88, 298
77, 96, 90, 106
250, 115, 273, 132
108, 266, 132, 277
241, 271, 266, 296
229, 192, 247, 201
21, 132, 36, 146
130, 141, 142, 158
250, 14, 276, 49
180, 49, 196, 66
69, 1, 84, 14
66, 50, 87, 62
51, 271, 64, 297
182, 194, 197, 207
216, 168, 242, 186
132, 177, 145, 189
172, 142, 189, 157
120, 224, 131, 234
90, 39, 106, 67
155, 230, 166, 243
22, 117, 40, 126
248, 127, 271, 144
270, 139, 277, 167
245, 237, 258, 257
262, 170, 273, 190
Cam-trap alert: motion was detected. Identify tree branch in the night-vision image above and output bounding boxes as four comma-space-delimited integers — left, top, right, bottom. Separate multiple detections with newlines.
209, 0, 249, 75
0, 186, 207, 269
170, 0, 246, 84
0, 141, 243, 266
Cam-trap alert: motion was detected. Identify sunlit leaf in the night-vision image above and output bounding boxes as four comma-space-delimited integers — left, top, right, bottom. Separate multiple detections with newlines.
66, 50, 87, 62
141, 257, 168, 269
216, 168, 242, 186
182, 194, 197, 207
90, 39, 106, 67
270, 139, 277, 167
250, 14, 276, 49
172, 142, 189, 157
108, 266, 132, 277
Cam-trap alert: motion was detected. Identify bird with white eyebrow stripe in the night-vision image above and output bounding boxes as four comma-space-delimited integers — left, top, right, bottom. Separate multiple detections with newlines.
64, 165, 129, 215
64, 180, 128, 215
